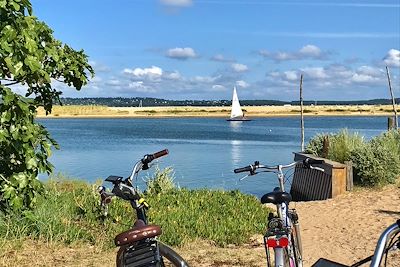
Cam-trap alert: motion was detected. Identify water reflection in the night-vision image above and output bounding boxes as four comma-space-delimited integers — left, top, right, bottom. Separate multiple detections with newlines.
229, 121, 242, 132
230, 140, 242, 166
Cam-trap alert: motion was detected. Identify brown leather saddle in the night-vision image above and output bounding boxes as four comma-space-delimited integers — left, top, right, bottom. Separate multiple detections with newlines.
114, 220, 162, 246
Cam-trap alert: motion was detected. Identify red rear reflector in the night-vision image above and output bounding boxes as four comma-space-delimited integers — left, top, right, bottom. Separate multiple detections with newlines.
267, 237, 289, 248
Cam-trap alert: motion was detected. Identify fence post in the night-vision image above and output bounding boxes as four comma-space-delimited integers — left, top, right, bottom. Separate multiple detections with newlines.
344, 161, 353, 191
388, 117, 395, 130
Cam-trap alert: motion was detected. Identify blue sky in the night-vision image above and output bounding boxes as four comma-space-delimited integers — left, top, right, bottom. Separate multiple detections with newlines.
29, 0, 400, 101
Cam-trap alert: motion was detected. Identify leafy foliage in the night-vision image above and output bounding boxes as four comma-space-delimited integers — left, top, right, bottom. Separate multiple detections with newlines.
0, 0, 93, 112
306, 129, 400, 187
305, 129, 364, 163
0, 87, 59, 210
145, 167, 176, 195
0, 0, 93, 211
350, 141, 400, 187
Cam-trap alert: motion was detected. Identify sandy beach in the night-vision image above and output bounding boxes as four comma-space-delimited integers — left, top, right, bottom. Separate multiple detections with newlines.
36, 105, 399, 118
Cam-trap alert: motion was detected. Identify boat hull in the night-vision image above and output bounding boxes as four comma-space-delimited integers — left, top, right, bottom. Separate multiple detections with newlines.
227, 118, 252, 121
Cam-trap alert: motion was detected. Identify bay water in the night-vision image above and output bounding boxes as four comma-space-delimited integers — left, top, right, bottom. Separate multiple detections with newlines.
38, 116, 385, 196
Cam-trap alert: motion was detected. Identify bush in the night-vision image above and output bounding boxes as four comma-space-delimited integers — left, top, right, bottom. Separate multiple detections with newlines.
145, 167, 176, 195
350, 141, 400, 187
306, 129, 400, 187
305, 129, 364, 163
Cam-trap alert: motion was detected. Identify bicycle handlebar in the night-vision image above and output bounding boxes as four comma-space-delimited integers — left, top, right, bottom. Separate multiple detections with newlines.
142, 149, 169, 165
234, 165, 255, 174
234, 158, 325, 174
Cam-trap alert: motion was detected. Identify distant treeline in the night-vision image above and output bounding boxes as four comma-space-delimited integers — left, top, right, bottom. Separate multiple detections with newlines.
58, 97, 399, 107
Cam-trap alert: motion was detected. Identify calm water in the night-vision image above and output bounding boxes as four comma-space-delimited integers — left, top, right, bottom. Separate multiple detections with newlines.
38, 117, 385, 196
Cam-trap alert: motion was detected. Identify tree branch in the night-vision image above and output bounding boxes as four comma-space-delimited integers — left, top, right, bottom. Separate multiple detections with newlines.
3, 81, 20, 86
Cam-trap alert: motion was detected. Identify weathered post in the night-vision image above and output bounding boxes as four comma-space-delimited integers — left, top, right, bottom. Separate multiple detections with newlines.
388, 117, 395, 130
386, 66, 398, 129
344, 161, 353, 191
300, 74, 304, 152
322, 135, 329, 158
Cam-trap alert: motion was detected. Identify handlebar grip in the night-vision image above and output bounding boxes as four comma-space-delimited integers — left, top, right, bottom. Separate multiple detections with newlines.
152, 149, 169, 160
303, 158, 324, 165
234, 165, 253, 173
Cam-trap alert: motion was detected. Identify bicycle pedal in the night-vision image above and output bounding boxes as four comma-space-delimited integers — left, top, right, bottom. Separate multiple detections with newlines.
122, 240, 161, 267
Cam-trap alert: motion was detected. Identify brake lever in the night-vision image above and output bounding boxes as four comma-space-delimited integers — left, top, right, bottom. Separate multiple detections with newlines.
239, 170, 258, 181
239, 174, 250, 181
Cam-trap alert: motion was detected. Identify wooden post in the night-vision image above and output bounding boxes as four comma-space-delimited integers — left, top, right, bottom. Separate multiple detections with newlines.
388, 117, 395, 130
322, 136, 329, 158
386, 66, 398, 129
300, 74, 304, 152
344, 161, 353, 191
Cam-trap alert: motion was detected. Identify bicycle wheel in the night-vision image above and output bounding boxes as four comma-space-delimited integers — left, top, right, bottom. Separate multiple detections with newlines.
116, 241, 189, 267
290, 229, 303, 267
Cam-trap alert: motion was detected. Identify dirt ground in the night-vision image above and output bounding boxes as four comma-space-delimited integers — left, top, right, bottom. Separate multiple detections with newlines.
1, 185, 399, 267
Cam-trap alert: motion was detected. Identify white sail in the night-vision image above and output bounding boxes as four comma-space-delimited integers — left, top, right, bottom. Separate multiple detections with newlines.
230, 86, 244, 119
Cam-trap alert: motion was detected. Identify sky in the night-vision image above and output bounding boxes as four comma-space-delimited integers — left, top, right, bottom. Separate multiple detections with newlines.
28, 0, 400, 101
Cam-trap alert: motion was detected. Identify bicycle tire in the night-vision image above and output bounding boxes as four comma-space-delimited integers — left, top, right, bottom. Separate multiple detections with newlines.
291, 231, 303, 267
116, 241, 189, 267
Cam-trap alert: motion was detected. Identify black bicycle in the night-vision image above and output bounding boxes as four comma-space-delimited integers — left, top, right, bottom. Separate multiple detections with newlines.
98, 149, 189, 267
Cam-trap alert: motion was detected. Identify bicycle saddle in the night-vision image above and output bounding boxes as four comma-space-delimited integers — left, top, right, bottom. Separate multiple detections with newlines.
261, 191, 292, 205
114, 223, 162, 246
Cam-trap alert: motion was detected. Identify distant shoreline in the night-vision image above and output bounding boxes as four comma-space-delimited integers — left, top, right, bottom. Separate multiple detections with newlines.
35, 105, 398, 119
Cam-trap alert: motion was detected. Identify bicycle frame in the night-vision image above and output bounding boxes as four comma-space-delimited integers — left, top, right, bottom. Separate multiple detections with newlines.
234, 160, 321, 267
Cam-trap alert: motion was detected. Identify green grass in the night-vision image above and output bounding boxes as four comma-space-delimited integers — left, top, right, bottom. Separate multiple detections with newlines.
0, 173, 270, 249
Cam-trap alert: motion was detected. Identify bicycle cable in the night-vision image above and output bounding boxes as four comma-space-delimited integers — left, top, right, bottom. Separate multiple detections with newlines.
384, 230, 400, 266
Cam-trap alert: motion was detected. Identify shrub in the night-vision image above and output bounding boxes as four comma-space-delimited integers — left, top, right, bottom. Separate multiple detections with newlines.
350, 141, 400, 187
145, 167, 176, 195
305, 133, 327, 156
306, 129, 400, 187
305, 129, 364, 163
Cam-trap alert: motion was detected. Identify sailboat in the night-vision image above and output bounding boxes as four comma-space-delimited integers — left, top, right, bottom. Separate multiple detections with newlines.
227, 86, 251, 121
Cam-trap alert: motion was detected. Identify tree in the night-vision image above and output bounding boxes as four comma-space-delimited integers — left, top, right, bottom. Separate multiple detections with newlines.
0, 0, 94, 211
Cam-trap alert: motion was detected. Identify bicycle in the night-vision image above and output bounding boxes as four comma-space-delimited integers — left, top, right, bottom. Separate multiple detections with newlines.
313, 219, 400, 267
234, 158, 325, 267
98, 149, 190, 267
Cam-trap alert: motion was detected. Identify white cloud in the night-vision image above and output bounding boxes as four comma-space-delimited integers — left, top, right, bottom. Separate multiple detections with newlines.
383, 49, 400, 67
284, 71, 298, 81
166, 47, 197, 60
166, 72, 182, 80
231, 63, 248, 72
299, 45, 322, 57
300, 67, 329, 79
259, 44, 330, 62
160, 0, 192, 7
236, 80, 249, 88
351, 73, 378, 83
212, 84, 226, 91
211, 54, 235, 62
266, 64, 386, 91
124, 66, 163, 80
106, 79, 122, 87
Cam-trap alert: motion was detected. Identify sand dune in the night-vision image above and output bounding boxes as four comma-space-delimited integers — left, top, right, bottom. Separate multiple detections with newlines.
36, 105, 399, 118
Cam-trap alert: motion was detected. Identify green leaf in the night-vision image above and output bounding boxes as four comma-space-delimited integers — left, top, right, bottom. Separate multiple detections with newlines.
24, 56, 41, 72
14, 61, 24, 75
11, 196, 23, 210
11, 1, 20, 11
26, 158, 37, 170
